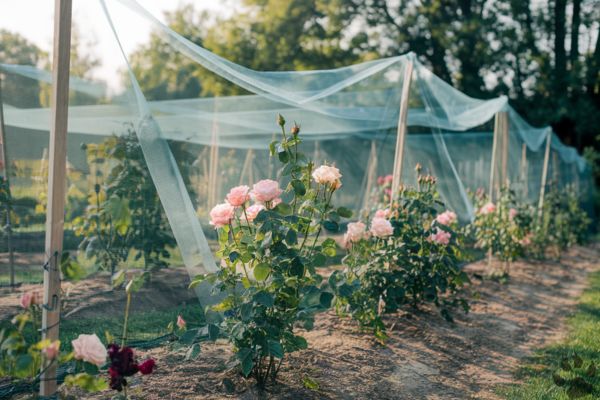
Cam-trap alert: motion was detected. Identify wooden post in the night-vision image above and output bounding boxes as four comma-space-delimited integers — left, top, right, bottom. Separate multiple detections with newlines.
40, 0, 72, 396
390, 60, 414, 206
499, 112, 509, 190
488, 115, 500, 200
0, 76, 16, 289
552, 151, 559, 184
520, 143, 528, 198
360, 140, 378, 213
538, 131, 552, 211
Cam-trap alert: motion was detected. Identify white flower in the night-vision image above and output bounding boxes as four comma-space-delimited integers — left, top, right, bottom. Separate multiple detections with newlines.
312, 165, 342, 186
370, 217, 394, 237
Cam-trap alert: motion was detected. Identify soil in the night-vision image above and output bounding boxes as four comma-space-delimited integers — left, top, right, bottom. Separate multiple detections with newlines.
3, 244, 599, 399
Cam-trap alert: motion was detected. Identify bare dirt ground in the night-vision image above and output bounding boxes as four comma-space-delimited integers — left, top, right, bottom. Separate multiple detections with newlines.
4, 244, 599, 399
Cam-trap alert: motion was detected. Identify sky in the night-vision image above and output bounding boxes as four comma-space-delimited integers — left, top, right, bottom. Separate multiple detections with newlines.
0, 0, 229, 91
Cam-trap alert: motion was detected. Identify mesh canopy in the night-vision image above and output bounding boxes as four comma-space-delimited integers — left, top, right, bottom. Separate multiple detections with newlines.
0, 0, 591, 286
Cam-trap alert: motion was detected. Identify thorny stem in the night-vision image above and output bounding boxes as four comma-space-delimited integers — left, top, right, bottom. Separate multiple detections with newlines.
308, 186, 335, 257
121, 291, 131, 347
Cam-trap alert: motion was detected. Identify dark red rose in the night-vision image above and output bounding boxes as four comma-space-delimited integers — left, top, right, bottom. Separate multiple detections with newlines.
138, 359, 156, 375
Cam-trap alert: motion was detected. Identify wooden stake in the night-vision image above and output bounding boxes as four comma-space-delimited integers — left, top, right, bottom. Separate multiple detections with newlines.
40, 0, 72, 396
390, 60, 414, 207
361, 140, 378, 212
538, 131, 552, 211
489, 115, 500, 200
0, 76, 16, 289
552, 151, 559, 184
520, 143, 528, 198
499, 112, 509, 190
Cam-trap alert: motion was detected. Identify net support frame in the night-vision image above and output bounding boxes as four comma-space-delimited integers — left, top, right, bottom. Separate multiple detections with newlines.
538, 131, 552, 211
40, 0, 72, 396
390, 60, 414, 206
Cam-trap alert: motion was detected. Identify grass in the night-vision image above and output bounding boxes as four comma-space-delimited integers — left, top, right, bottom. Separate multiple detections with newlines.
498, 270, 600, 399
1, 302, 205, 352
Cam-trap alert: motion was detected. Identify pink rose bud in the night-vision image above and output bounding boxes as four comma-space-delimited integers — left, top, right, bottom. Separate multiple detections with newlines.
479, 202, 496, 215
176, 315, 186, 330
436, 210, 457, 226
138, 359, 156, 375
209, 203, 235, 228
20, 292, 33, 309
430, 229, 451, 245
225, 185, 250, 207
42, 340, 60, 360
375, 209, 391, 219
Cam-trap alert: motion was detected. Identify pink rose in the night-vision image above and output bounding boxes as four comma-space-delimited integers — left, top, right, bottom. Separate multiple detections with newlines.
384, 174, 394, 184
209, 203, 235, 228
225, 185, 250, 207
20, 290, 41, 309
520, 233, 533, 247
20, 292, 33, 309
370, 217, 394, 238
375, 209, 391, 219
42, 340, 60, 360
312, 165, 342, 186
176, 315, 186, 330
72, 334, 107, 366
436, 210, 457, 226
377, 176, 384, 185
430, 229, 451, 245
343, 221, 367, 247
251, 179, 283, 203
479, 202, 496, 215
509, 208, 518, 220
244, 204, 265, 222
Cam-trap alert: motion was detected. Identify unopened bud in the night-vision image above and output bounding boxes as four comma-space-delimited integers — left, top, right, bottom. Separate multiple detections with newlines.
290, 123, 300, 136
277, 114, 286, 127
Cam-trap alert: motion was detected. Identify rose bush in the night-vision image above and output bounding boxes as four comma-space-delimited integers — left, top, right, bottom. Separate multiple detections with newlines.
188, 115, 350, 387
331, 167, 470, 340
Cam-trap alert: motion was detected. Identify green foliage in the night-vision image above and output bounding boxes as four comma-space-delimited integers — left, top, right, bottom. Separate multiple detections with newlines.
334, 170, 469, 338
73, 129, 175, 274
530, 185, 591, 259
194, 116, 345, 387
466, 188, 529, 273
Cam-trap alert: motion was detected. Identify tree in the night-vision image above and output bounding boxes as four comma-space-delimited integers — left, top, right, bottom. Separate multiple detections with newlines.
0, 30, 45, 108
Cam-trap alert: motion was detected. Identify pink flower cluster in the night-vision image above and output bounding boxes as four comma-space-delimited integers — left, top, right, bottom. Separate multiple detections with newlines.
436, 210, 457, 226
343, 221, 367, 247
377, 175, 393, 186
209, 180, 282, 228
430, 229, 451, 245
479, 202, 496, 215
370, 217, 393, 238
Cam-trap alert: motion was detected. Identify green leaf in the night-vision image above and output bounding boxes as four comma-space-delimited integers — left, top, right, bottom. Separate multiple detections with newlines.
322, 247, 336, 257
274, 202, 292, 215
189, 274, 207, 289
64, 373, 108, 392
208, 324, 220, 341
303, 376, 320, 390
313, 253, 326, 266
254, 263, 271, 281
83, 362, 99, 375
278, 149, 290, 163
323, 220, 339, 232
112, 270, 125, 288
254, 291, 274, 307
185, 343, 201, 360
267, 340, 284, 358
285, 229, 298, 245
319, 292, 334, 308
179, 328, 199, 345
337, 207, 353, 218
291, 179, 306, 196
237, 348, 254, 377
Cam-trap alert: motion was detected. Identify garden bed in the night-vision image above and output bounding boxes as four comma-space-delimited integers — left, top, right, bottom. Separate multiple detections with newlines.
45, 243, 600, 399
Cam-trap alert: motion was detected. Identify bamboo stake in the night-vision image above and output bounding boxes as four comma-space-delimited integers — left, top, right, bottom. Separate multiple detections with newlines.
521, 143, 528, 198
488, 114, 500, 200
552, 151, 559, 184
538, 131, 552, 211
0, 76, 16, 290
390, 60, 414, 207
499, 112, 509, 191
360, 140, 378, 213
40, 0, 72, 395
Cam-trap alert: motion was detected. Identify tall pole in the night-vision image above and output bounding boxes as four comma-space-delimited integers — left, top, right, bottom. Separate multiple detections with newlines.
538, 131, 552, 211
0, 76, 16, 289
520, 143, 528, 198
40, 0, 72, 396
390, 59, 414, 207
488, 114, 500, 200
499, 112, 509, 190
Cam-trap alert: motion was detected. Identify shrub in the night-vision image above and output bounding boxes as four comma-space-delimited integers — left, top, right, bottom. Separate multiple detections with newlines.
188, 115, 347, 387
332, 167, 470, 340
